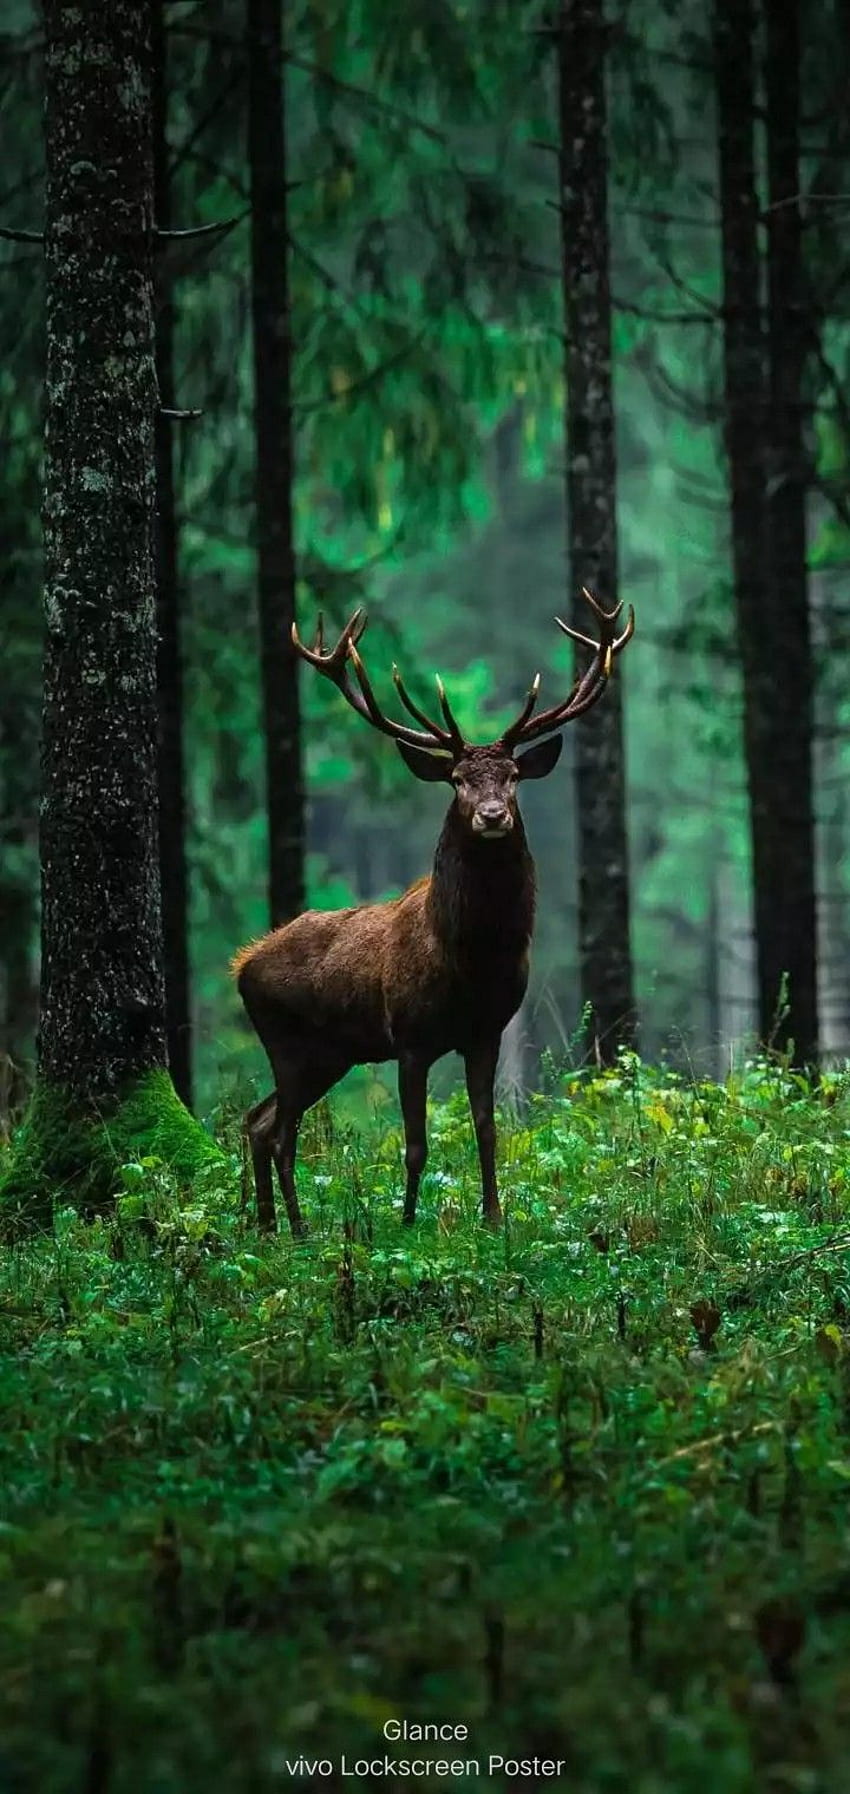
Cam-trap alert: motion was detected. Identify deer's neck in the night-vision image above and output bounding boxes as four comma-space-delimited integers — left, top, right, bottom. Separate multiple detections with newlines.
428, 805, 536, 961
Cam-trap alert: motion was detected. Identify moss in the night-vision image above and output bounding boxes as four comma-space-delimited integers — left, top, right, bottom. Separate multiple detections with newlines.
0, 1069, 224, 1234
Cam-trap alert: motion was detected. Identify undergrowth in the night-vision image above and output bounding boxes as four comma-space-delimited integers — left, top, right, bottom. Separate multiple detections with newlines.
2, 1053, 850, 1792
0, 1068, 222, 1228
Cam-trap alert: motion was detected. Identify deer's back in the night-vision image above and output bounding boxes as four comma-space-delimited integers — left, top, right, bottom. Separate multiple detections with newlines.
233, 876, 529, 1063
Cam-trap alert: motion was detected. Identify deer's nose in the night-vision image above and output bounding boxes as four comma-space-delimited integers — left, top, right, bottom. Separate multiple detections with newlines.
473, 801, 513, 835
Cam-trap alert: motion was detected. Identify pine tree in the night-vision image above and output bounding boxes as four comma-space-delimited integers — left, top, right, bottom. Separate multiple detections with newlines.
762, 0, 817, 1062
556, 0, 635, 1061
247, 0, 304, 925
715, 0, 818, 1064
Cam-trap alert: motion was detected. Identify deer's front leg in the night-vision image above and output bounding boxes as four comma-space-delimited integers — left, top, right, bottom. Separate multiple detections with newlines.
398, 1052, 429, 1224
464, 1040, 502, 1227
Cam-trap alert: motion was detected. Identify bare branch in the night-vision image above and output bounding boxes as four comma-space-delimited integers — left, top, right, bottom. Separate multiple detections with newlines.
155, 211, 248, 242
612, 298, 719, 326
764, 190, 850, 213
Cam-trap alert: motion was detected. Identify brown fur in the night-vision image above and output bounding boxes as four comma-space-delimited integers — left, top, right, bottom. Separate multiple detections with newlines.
236, 824, 533, 1064
230, 937, 269, 979
233, 744, 555, 1236
237, 596, 632, 1235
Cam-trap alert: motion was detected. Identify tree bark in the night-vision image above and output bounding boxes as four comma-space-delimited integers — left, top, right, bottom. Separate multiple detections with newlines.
715, 0, 818, 1066
762, 0, 818, 1063
153, 0, 193, 1107
247, 0, 305, 926
39, 1, 166, 1098
557, 0, 635, 1063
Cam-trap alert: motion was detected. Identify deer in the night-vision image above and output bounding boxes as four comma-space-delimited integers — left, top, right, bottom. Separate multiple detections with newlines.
232, 588, 634, 1237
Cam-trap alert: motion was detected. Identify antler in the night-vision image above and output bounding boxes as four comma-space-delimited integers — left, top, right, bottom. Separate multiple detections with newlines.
500, 587, 635, 748
291, 608, 466, 753
293, 593, 633, 757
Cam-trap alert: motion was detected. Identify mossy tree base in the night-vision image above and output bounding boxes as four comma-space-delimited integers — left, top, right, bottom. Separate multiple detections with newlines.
0, 1070, 223, 1233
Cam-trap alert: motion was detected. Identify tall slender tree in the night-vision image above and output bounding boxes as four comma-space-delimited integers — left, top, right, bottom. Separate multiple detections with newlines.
154, 0, 193, 1107
2, 0, 212, 1220
714, 0, 768, 1047
247, 0, 304, 926
762, 0, 818, 1063
715, 0, 818, 1065
557, 0, 635, 1062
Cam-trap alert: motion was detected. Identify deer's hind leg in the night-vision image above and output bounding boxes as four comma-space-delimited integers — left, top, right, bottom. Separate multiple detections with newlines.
245, 1094, 278, 1234
246, 1090, 307, 1239
268, 1045, 351, 1240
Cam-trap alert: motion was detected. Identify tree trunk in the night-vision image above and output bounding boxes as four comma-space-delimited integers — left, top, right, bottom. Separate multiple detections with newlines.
153, 0, 193, 1108
247, 0, 305, 925
762, 0, 818, 1064
38, 0, 166, 1096
714, 0, 770, 1052
557, 0, 635, 1064
715, 0, 818, 1067
0, 3, 219, 1226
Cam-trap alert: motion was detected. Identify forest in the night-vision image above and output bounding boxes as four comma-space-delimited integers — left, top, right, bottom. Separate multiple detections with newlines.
3, 0, 850, 1789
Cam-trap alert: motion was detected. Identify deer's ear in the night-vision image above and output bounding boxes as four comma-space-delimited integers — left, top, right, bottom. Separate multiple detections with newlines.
515, 735, 563, 780
395, 741, 454, 782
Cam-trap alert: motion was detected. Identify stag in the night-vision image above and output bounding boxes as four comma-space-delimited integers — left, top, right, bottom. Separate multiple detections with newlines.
232, 590, 634, 1236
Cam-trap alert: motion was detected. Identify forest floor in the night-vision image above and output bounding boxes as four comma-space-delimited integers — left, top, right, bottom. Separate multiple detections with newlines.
2, 1055, 850, 1793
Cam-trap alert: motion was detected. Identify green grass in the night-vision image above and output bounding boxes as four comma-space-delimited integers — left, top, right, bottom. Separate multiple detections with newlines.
3, 1053, 850, 1792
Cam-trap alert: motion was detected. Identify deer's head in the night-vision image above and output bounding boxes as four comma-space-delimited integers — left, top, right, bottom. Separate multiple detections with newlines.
292, 589, 634, 843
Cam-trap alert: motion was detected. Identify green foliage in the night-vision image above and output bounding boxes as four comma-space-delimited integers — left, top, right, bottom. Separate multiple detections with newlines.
3, 1063, 850, 1787
0, 1070, 223, 1231
6, 0, 850, 1108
